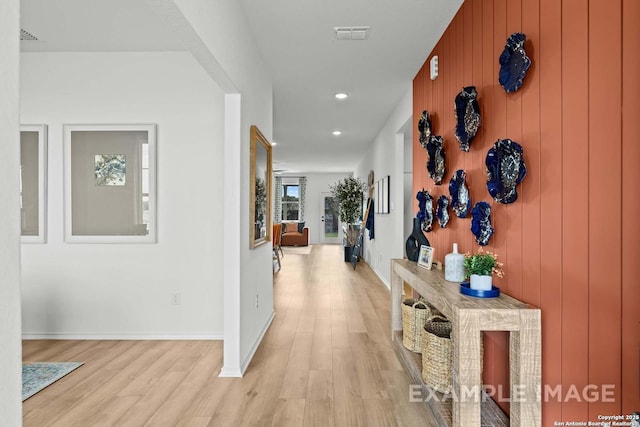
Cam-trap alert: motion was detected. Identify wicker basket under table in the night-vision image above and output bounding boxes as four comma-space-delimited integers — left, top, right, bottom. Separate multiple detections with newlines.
421, 315, 452, 393
401, 299, 430, 353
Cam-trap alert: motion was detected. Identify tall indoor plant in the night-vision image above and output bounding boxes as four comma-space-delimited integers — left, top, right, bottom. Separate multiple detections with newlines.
330, 177, 367, 256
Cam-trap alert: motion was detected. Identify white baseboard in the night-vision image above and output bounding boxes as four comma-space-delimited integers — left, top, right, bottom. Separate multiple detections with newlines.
218, 366, 243, 377
240, 311, 275, 374
364, 259, 391, 291
22, 333, 224, 340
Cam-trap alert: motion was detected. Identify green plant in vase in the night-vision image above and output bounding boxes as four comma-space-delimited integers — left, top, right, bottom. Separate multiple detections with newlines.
464, 248, 504, 290
330, 176, 367, 247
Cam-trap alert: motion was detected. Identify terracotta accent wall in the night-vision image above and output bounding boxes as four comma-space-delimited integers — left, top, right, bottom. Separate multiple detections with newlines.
412, 0, 639, 422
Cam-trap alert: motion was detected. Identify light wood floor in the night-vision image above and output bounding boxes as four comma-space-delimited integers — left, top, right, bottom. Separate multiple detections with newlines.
23, 245, 437, 426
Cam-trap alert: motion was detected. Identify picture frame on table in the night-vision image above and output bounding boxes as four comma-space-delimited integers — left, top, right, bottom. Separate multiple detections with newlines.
417, 245, 434, 270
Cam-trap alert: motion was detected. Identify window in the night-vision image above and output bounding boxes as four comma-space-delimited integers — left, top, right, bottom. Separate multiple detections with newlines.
281, 184, 300, 221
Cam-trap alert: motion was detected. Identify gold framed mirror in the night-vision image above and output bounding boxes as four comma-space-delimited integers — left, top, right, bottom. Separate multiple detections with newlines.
250, 125, 272, 249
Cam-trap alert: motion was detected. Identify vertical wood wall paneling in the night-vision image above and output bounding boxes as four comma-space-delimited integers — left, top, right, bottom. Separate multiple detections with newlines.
520, 0, 541, 310
490, 0, 510, 412
588, 0, 622, 419
480, 0, 496, 390
560, 0, 591, 422
538, 0, 564, 422
450, 8, 469, 252
463, 0, 473, 190
413, 60, 427, 217
505, 0, 524, 303
621, 0, 640, 413
470, 0, 483, 254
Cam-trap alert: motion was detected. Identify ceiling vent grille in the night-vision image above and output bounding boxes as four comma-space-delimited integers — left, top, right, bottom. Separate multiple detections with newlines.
334, 26, 370, 41
20, 29, 38, 41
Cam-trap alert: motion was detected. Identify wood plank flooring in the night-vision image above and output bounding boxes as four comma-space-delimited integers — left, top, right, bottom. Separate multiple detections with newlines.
23, 245, 437, 426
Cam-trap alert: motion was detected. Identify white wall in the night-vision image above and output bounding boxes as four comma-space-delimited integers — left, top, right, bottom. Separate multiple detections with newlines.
0, 0, 23, 422
171, 0, 275, 374
20, 52, 225, 338
355, 88, 413, 288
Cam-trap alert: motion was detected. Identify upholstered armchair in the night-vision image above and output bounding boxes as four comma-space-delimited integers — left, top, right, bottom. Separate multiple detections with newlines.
281, 222, 309, 246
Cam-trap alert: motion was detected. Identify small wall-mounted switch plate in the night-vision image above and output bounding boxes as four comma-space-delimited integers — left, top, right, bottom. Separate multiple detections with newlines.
430, 55, 439, 80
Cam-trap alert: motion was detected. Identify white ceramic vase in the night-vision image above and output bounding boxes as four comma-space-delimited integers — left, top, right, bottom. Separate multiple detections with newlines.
444, 243, 465, 282
470, 274, 492, 291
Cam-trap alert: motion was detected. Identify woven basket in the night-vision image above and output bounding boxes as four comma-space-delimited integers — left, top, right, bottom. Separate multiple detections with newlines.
401, 299, 431, 353
421, 315, 452, 393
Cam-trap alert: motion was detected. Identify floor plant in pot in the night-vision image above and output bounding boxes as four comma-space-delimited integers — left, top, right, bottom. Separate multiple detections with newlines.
464, 248, 504, 290
330, 176, 367, 261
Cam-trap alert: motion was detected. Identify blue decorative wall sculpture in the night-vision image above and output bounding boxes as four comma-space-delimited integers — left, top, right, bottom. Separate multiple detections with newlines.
436, 195, 450, 228
449, 170, 471, 218
426, 135, 446, 185
470, 201, 494, 246
499, 32, 531, 93
454, 86, 481, 152
486, 138, 527, 204
418, 110, 432, 149
416, 189, 434, 232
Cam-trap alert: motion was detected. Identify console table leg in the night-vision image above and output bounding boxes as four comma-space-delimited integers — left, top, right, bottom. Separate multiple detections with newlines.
509, 311, 542, 427
452, 310, 483, 426
390, 266, 403, 341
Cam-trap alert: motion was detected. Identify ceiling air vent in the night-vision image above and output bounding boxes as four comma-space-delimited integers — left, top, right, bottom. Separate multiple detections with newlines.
334, 26, 370, 41
20, 29, 38, 41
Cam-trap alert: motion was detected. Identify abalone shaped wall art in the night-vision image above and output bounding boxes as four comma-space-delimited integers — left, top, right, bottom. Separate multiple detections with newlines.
416, 189, 434, 232
436, 195, 450, 228
499, 32, 531, 93
418, 110, 432, 149
486, 138, 527, 204
449, 170, 471, 218
426, 135, 446, 185
454, 86, 481, 152
470, 201, 494, 246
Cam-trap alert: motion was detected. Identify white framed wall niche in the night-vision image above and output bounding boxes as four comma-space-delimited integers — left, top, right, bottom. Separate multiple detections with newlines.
63, 124, 157, 243
20, 124, 48, 243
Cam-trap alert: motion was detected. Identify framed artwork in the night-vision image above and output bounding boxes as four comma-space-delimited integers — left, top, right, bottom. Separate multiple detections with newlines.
20, 124, 48, 243
382, 175, 390, 213
374, 175, 390, 214
63, 124, 157, 243
417, 245, 434, 270
250, 125, 272, 249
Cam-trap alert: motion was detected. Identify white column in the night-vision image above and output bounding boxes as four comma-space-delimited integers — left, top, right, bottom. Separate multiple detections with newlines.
220, 93, 243, 377
0, 0, 23, 423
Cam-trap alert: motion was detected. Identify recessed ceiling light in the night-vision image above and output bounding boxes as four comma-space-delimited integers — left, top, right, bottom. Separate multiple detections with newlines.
271, 141, 278, 146
335, 92, 349, 100
332, 130, 342, 136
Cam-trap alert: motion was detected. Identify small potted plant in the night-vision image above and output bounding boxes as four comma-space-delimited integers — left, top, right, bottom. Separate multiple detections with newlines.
330, 176, 367, 261
463, 248, 504, 290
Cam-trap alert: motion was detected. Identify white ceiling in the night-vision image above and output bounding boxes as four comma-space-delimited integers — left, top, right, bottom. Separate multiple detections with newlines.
20, 0, 463, 174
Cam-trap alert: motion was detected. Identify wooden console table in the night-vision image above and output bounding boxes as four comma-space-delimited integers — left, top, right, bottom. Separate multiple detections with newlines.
390, 259, 541, 427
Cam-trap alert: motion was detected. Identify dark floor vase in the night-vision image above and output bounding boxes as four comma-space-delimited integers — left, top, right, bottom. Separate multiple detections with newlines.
406, 217, 431, 262
344, 245, 358, 262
